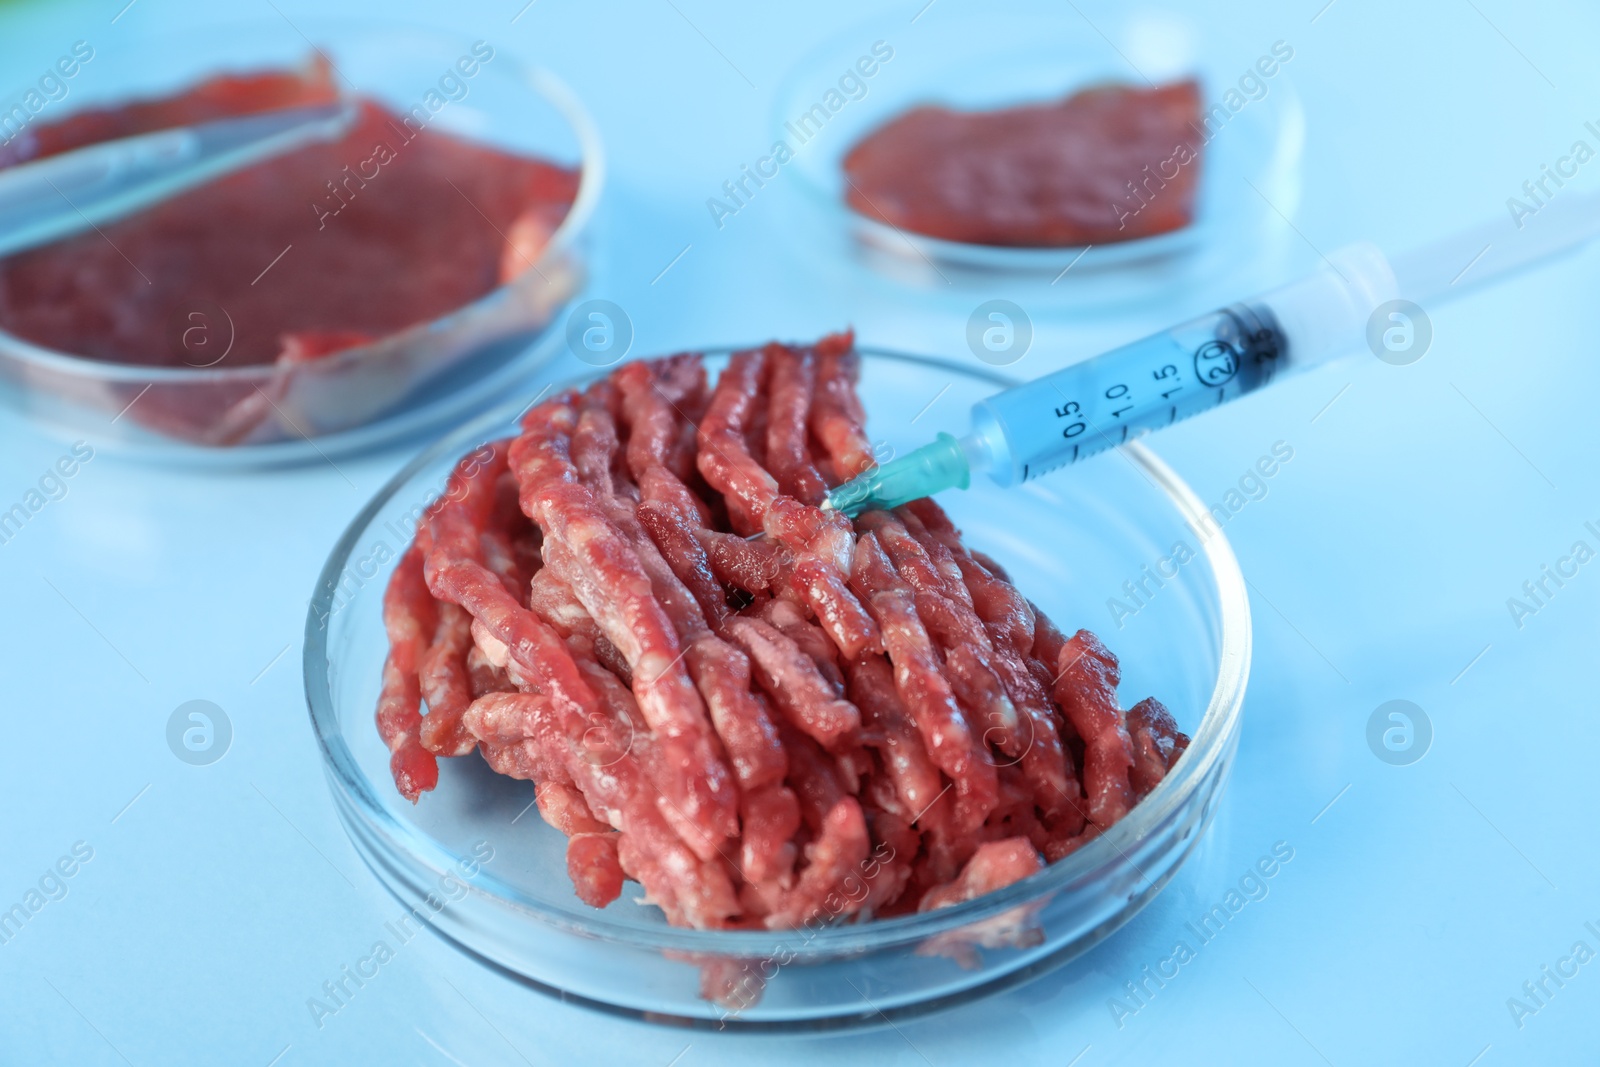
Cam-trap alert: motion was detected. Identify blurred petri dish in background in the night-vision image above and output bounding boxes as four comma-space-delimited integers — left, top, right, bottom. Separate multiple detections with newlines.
0, 19, 602, 466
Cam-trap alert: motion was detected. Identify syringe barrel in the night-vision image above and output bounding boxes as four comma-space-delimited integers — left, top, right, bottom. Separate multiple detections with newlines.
971, 242, 1397, 487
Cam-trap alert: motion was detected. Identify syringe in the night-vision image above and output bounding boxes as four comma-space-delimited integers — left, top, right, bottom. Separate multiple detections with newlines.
824, 191, 1600, 517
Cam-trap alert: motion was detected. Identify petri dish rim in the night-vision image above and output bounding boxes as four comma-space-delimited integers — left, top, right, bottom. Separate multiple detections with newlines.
304, 344, 1252, 961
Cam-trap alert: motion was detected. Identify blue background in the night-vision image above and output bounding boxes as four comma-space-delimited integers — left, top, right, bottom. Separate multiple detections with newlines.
1, 0, 1597, 1063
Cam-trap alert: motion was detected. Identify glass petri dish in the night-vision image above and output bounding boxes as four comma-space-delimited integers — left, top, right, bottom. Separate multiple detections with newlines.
304, 347, 1251, 1030
0, 20, 602, 464
771, 2, 1303, 293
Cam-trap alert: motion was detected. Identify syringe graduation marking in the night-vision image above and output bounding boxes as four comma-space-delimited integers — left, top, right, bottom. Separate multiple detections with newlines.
984, 302, 1287, 485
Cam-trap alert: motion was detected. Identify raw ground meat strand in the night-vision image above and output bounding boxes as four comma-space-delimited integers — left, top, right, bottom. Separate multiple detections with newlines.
739, 723, 874, 929
776, 721, 851, 836
809, 333, 876, 482
763, 498, 880, 660
755, 597, 845, 690
376, 335, 1189, 941
846, 654, 942, 825
696, 528, 779, 594
589, 843, 655, 924
1126, 697, 1189, 799
615, 360, 686, 483
465, 644, 513, 698
463, 675, 736, 926
416, 444, 513, 761
968, 550, 1011, 582
758, 797, 871, 929
482, 462, 536, 597
622, 352, 708, 486
766, 495, 854, 576
784, 554, 881, 661
725, 616, 859, 749
464, 659, 736, 927
377, 542, 440, 802
577, 382, 787, 793
697, 350, 779, 535
956, 552, 1036, 660
637, 498, 730, 626
428, 528, 626, 795
537, 780, 611, 836
893, 505, 1085, 830
478, 521, 524, 598
567, 832, 626, 908
526, 554, 632, 685
572, 398, 694, 587
564, 650, 656, 788
465, 688, 740, 927
699, 350, 880, 660
919, 837, 1044, 911
1052, 630, 1137, 830
615, 800, 742, 928
683, 636, 789, 791
464, 692, 570, 785
738, 783, 801, 889
859, 512, 1022, 751
849, 532, 998, 835
424, 444, 509, 584
512, 393, 740, 856
942, 644, 1022, 754
638, 465, 713, 530
744, 359, 771, 473
528, 558, 608, 646
858, 809, 919, 915
418, 601, 477, 757
764, 346, 829, 506
571, 380, 633, 500
1028, 604, 1071, 697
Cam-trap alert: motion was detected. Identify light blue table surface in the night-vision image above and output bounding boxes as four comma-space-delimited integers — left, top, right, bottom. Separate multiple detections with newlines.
2, 0, 1597, 1063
